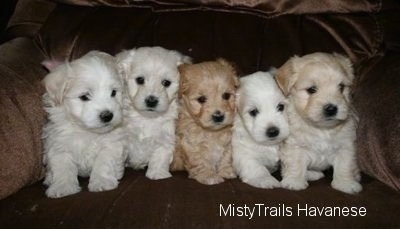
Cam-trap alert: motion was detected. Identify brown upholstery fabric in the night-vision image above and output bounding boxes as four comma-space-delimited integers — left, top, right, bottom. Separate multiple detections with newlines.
354, 52, 400, 191
1, 170, 400, 228
0, 0, 394, 199
54, 0, 382, 17
0, 1, 399, 227
36, 4, 384, 71
4, 0, 56, 41
0, 37, 47, 200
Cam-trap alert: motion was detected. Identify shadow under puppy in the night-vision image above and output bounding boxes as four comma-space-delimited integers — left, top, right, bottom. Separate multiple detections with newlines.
42, 51, 126, 198
232, 71, 289, 189
171, 58, 239, 185
276, 52, 362, 194
117, 47, 191, 180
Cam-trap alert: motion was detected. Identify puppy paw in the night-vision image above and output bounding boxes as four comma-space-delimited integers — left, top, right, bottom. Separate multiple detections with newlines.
46, 183, 81, 198
88, 177, 118, 192
306, 170, 325, 181
331, 179, 362, 194
354, 172, 361, 182
244, 176, 280, 189
43, 174, 52, 186
195, 174, 224, 185
146, 169, 172, 180
218, 167, 237, 179
281, 178, 308, 191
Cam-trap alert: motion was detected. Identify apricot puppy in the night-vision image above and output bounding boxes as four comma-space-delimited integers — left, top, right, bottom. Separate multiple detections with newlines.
171, 59, 239, 185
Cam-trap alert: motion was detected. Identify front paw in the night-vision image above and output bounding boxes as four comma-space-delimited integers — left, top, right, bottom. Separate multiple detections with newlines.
46, 182, 81, 198
281, 178, 308, 190
218, 166, 237, 179
244, 176, 280, 189
331, 179, 362, 194
354, 172, 361, 182
195, 174, 224, 185
43, 173, 53, 186
306, 170, 325, 181
88, 177, 118, 192
146, 169, 172, 180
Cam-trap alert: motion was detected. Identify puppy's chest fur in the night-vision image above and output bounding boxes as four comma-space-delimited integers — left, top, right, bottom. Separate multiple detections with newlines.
123, 102, 177, 167
232, 117, 280, 170
44, 108, 124, 177
287, 104, 356, 169
178, 111, 232, 166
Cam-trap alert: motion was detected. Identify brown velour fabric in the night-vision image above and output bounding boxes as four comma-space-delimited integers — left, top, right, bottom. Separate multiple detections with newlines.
0, 0, 399, 227
36, 4, 384, 70
4, 0, 56, 42
0, 170, 400, 228
56, 0, 382, 16
353, 52, 400, 191
0, 37, 47, 200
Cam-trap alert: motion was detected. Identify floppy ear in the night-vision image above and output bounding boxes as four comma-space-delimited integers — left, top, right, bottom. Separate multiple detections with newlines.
233, 74, 240, 89
275, 56, 298, 96
216, 58, 240, 88
235, 77, 246, 107
115, 49, 136, 79
42, 64, 69, 106
178, 63, 191, 99
333, 53, 354, 83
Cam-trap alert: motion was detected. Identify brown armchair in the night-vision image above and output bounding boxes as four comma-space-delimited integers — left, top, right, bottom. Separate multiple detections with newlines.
0, 0, 399, 228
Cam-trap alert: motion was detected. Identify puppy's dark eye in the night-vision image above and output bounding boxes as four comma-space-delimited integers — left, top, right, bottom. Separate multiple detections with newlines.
306, 86, 317, 94
249, 108, 259, 117
162, 79, 171, 88
339, 83, 345, 93
111, 90, 117, 97
79, 94, 90, 102
277, 103, 285, 112
197, 96, 207, 104
136, 76, 145, 85
222, 92, 231, 100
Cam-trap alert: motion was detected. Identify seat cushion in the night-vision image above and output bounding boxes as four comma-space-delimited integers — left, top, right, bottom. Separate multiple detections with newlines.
0, 170, 399, 228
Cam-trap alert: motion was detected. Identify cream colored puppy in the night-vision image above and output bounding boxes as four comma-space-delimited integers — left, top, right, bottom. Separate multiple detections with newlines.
117, 47, 190, 180
276, 52, 362, 194
232, 71, 289, 189
42, 51, 126, 198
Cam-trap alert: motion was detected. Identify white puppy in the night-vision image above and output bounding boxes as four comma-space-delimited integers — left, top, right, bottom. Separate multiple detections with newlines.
232, 71, 289, 189
117, 46, 191, 180
42, 51, 126, 198
276, 52, 362, 194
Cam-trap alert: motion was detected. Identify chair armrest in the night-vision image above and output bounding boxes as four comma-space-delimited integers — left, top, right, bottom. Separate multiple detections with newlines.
0, 37, 47, 199
353, 51, 400, 191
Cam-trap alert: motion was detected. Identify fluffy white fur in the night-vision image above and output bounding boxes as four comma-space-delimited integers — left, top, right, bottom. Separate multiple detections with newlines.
117, 46, 191, 180
276, 52, 362, 194
232, 71, 289, 189
42, 51, 127, 198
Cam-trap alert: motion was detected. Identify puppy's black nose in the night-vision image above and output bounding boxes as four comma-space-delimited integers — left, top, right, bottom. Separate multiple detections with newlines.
323, 103, 338, 117
100, 110, 113, 123
145, 95, 159, 108
266, 126, 280, 138
212, 111, 225, 123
